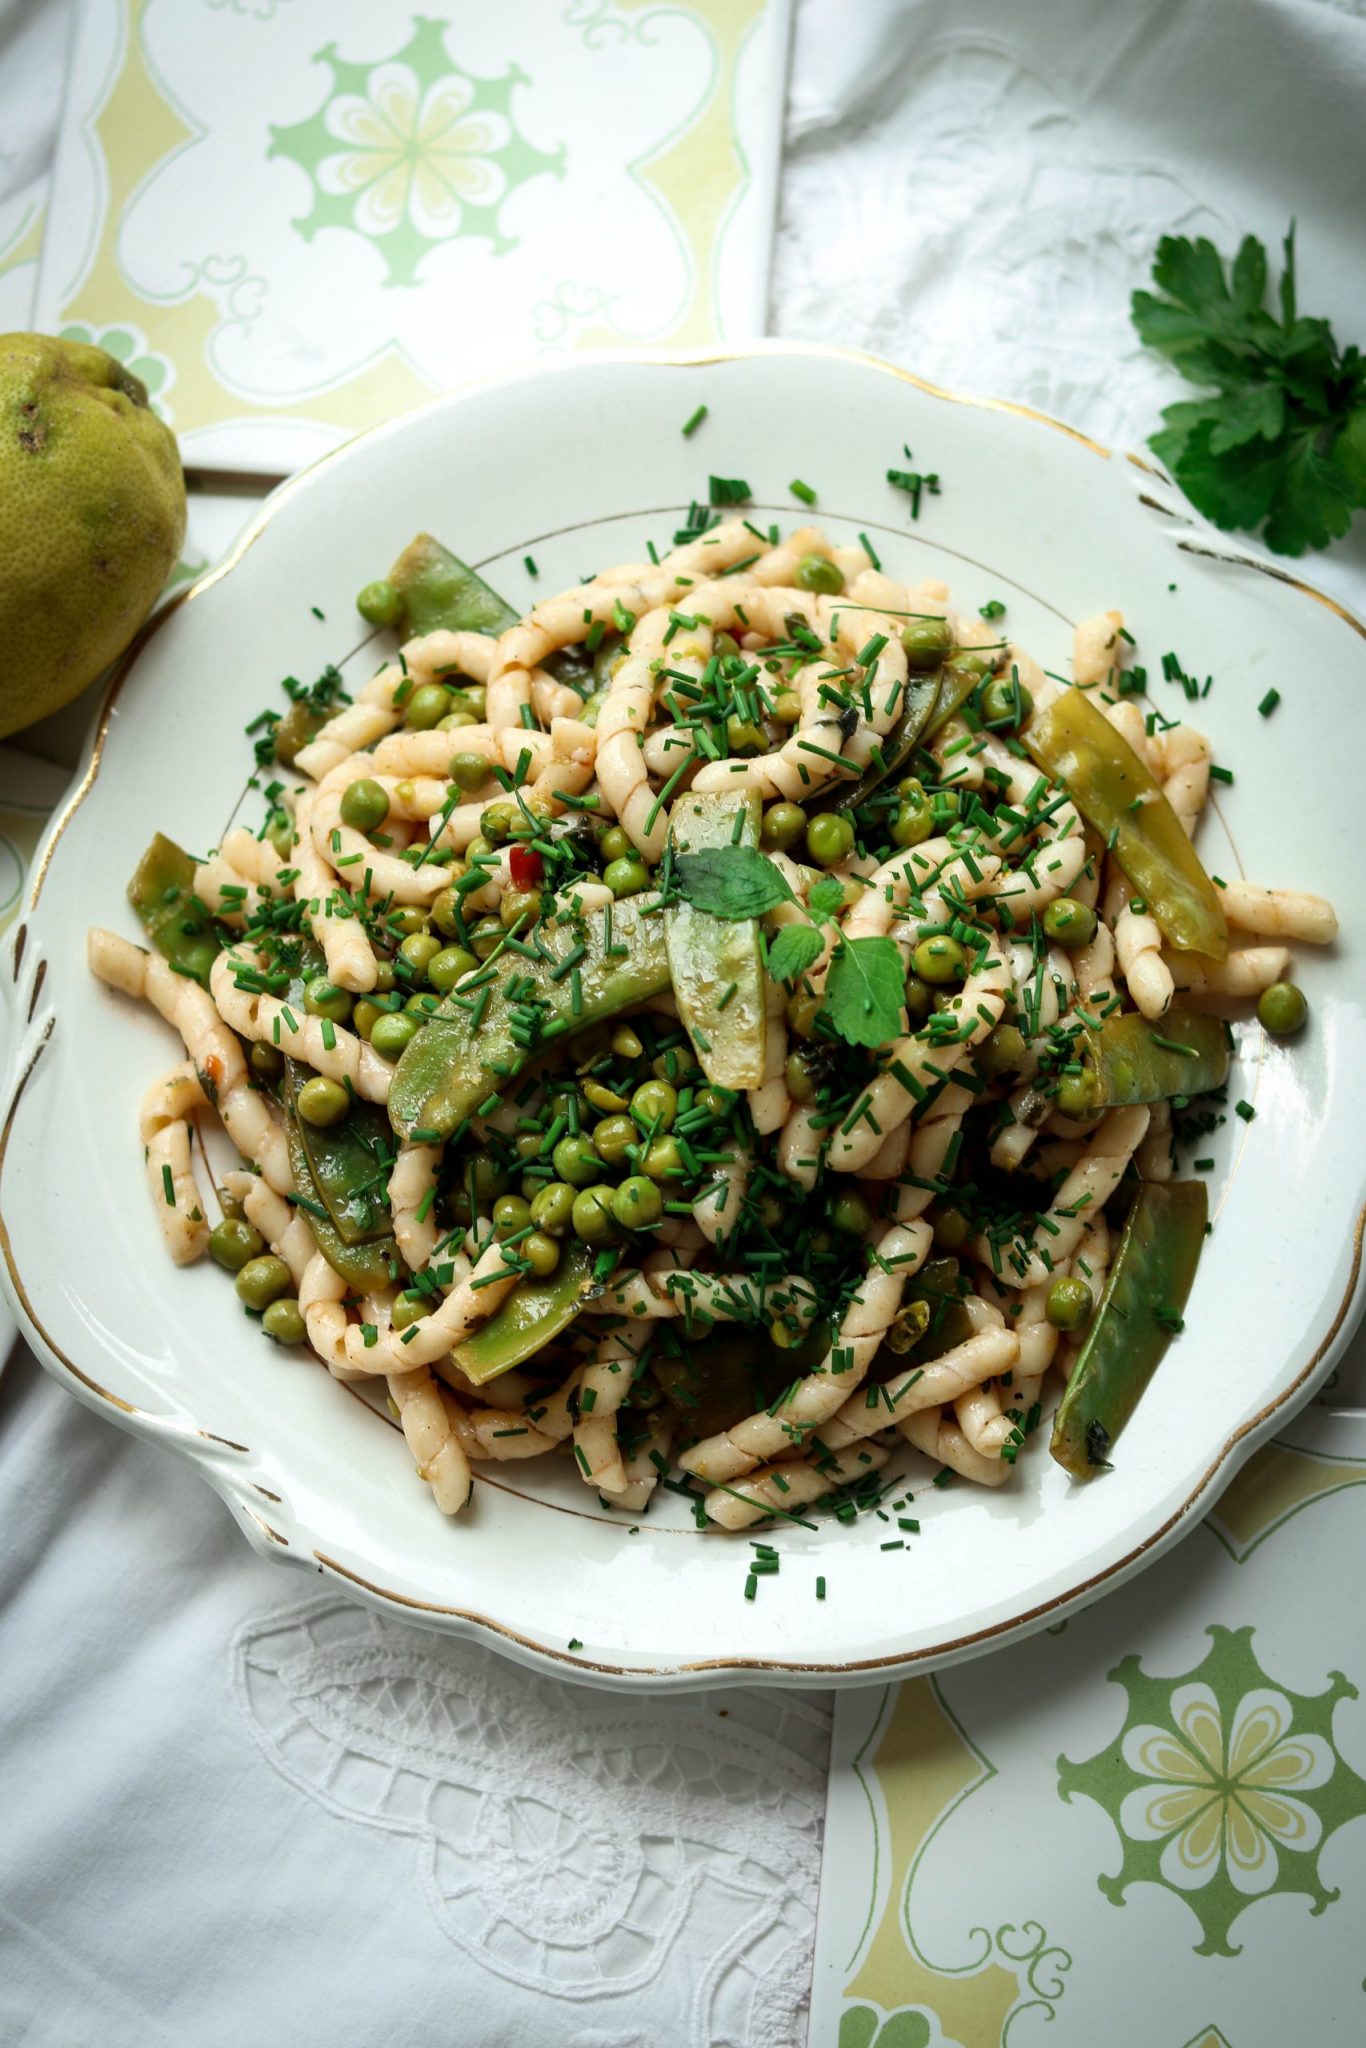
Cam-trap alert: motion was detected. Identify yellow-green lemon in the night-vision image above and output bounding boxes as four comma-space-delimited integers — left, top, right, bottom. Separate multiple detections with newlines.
0, 333, 186, 739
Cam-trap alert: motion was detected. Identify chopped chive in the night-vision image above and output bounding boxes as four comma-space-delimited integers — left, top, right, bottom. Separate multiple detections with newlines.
162, 1164, 176, 1205
858, 531, 881, 571
1257, 688, 1280, 717
789, 477, 817, 506
1209, 764, 1234, 784
815, 1575, 826, 1600
524, 555, 538, 577
743, 1571, 758, 1601
1235, 1099, 1256, 1122
681, 404, 708, 438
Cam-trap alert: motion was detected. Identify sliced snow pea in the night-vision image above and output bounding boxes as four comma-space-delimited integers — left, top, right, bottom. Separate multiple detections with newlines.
665, 790, 768, 1090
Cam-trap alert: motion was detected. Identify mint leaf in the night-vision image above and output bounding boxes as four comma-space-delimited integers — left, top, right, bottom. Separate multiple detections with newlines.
1133, 226, 1366, 555
806, 876, 846, 922
767, 924, 824, 984
825, 936, 906, 1050
672, 847, 794, 920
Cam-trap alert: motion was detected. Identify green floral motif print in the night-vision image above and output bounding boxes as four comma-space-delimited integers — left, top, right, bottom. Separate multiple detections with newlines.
269, 19, 564, 288
58, 322, 175, 420
1059, 1624, 1366, 1956
839, 2005, 932, 2048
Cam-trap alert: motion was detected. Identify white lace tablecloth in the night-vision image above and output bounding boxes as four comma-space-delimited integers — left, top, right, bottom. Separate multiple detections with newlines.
3, 2, 1365, 2044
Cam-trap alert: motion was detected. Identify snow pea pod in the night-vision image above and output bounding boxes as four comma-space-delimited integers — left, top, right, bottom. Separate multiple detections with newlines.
283, 1057, 399, 1291
388, 898, 671, 1144
453, 1239, 595, 1385
665, 790, 768, 1090
1080, 1007, 1230, 1110
1024, 687, 1228, 959
127, 832, 220, 988
1050, 1178, 1208, 1480
816, 671, 943, 813
388, 533, 518, 639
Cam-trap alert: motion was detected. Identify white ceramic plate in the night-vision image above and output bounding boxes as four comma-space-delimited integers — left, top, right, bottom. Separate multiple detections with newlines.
4, 345, 1363, 1689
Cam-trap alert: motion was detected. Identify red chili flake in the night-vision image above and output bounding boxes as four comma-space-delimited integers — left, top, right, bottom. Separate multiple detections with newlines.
508, 844, 543, 889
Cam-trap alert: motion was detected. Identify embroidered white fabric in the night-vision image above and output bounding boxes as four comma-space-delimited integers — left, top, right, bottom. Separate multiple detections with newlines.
3, 4, 1366, 2045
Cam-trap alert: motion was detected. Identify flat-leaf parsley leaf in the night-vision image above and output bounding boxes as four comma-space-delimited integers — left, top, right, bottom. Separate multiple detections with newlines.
1131, 226, 1366, 556
825, 935, 906, 1049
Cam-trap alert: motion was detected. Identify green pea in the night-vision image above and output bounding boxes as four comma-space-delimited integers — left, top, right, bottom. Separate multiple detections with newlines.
770, 689, 802, 726
350, 998, 382, 1041
449, 752, 490, 793
208, 1217, 264, 1274
901, 615, 953, 670
903, 975, 933, 1026
465, 833, 493, 863
388, 906, 428, 939
805, 812, 854, 867
437, 711, 477, 732
591, 1114, 636, 1166
631, 1078, 677, 1131
522, 1231, 561, 1277
356, 579, 403, 627
979, 673, 1034, 730
480, 802, 518, 845
1258, 981, 1308, 1036
787, 992, 824, 1039
794, 552, 844, 596
249, 1041, 284, 1084
493, 1194, 532, 1238
1042, 898, 1098, 948
642, 1136, 683, 1180
391, 1293, 427, 1331
785, 1051, 816, 1103
651, 1049, 699, 1084
339, 777, 390, 833
304, 975, 352, 1024
430, 889, 462, 939
262, 1298, 306, 1346
399, 933, 441, 979
235, 1255, 292, 1312
977, 1022, 1028, 1078
428, 944, 476, 993
297, 1076, 351, 1128
552, 1134, 602, 1187
611, 1024, 644, 1060
373, 961, 396, 992
830, 1190, 873, 1236
1046, 1276, 1094, 1332
695, 1085, 732, 1119
468, 1153, 510, 1201
913, 934, 966, 984
1054, 1070, 1098, 1120
761, 802, 807, 852
370, 1011, 421, 1060
714, 631, 741, 661
216, 1187, 245, 1223
400, 683, 449, 731
603, 856, 650, 899
403, 995, 439, 1026
594, 825, 629, 864
501, 887, 543, 929
890, 781, 933, 848
726, 716, 766, 756
612, 1175, 663, 1230
929, 1203, 970, 1251
581, 1080, 627, 1116
530, 1181, 577, 1236
572, 1185, 619, 1245
451, 683, 487, 717
469, 916, 505, 960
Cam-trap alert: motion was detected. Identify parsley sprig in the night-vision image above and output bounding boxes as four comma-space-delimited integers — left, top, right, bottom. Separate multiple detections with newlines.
1132, 227, 1366, 556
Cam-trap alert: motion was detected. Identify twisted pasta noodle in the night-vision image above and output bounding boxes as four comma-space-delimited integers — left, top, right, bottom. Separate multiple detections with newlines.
345, 1235, 523, 1373
222, 1169, 315, 1291
300, 1251, 355, 1376
703, 1439, 891, 1530
693, 1144, 752, 1245
974, 1104, 1150, 1288
139, 1062, 210, 1264
597, 608, 712, 859
389, 1144, 441, 1271
1136, 1100, 1173, 1182
448, 1368, 585, 1459
389, 1371, 474, 1514
890, 1083, 976, 1223
746, 983, 790, 1138
1167, 945, 1289, 997
572, 1320, 649, 1494
1153, 725, 1211, 836
89, 929, 292, 1195
1219, 881, 1337, 946
1073, 610, 1124, 688
290, 789, 378, 994
1105, 866, 1172, 1020
899, 1409, 1011, 1487
210, 950, 392, 1104
293, 628, 495, 780
819, 1303, 1017, 1452
310, 785, 449, 908
678, 1221, 930, 1484
824, 945, 1012, 1176
486, 518, 766, 729
604, 1411, 674, 1512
